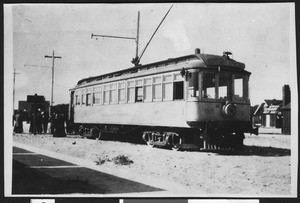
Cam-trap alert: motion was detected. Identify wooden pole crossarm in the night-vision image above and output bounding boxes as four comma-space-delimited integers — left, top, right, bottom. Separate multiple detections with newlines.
91, 33, 136, 41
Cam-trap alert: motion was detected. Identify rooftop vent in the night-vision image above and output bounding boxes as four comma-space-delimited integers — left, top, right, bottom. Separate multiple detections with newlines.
223, 51, 232, 59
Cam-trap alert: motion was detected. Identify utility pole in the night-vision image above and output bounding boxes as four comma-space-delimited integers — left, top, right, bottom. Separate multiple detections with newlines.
91, 11, 141, 66
24, 64, 51, 115
135, 11, 140, 61
44, 51, 62, 115
13, 68, 20, 126
92, 4, 173, 66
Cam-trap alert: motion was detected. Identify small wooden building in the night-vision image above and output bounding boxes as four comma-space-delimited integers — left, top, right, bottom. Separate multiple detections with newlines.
281, 102, 291, 135
261, 99, 283, 128
252, 85, 291, 133
18, 99, 50, 121
252, 103, 264, 126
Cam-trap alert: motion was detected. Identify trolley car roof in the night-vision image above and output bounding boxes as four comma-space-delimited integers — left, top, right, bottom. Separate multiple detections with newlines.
74, 53, 247, 88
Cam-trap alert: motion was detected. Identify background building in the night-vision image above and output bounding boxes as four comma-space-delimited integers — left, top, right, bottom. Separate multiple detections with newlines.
17, 98, 50, 122
251, 85, 291, 134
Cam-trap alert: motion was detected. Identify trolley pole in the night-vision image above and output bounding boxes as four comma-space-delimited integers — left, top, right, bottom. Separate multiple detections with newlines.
44, 51, 62, 115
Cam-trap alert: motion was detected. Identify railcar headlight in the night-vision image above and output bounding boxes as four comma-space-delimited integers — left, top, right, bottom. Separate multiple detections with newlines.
222, 103, 237, 117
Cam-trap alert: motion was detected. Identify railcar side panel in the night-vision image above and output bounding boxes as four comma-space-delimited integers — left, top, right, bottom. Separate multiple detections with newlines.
74, 101, 188, 128
186, 101, 250, 122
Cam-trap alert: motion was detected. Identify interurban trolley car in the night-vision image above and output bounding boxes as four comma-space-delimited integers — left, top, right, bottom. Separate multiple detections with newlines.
69, 48, 258, 151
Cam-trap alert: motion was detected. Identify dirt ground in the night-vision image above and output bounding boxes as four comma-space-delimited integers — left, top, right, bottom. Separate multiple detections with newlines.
12, 125, 291, 196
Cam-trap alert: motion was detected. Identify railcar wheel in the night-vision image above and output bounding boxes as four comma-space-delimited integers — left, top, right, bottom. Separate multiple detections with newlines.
146, 141, 155, 147
171, 134, 183, 151
90, 128, 98, 139
78, 125, 84, 137
143, 132, 155, 147
96, 131, 105, 140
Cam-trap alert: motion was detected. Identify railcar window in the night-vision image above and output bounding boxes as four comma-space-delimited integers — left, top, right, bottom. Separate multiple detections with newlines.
127, 80, 135, 103
86, 93, 92, 105
153, 84, 162, 100
234, 75, 244, 100
163, 82, 172, 100
144, 85, 152, 101
75, 95, 79, 105
81, 89, 86, 105
153, 76, 162, 100
82, 94, 86, 105
202, 72, 216, 99
103, 85, 110, 104
174, 81, 184, 100
93, 86, 102, 105
110, 83, 117, 104
128, 88, 135, 102
118, 88, 126, 102
135, 87, 143, 102
118, 82, 126, 103
144, 78, 152, 101
162, 75, 172, 100
188, 72, 199, 97
104, 91, 109, 104
110, 89, 117, 104
218, 73, 231, 100
93, 92, 101, 104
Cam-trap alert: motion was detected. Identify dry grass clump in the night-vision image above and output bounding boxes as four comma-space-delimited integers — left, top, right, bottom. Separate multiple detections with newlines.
94, 154, 134, 166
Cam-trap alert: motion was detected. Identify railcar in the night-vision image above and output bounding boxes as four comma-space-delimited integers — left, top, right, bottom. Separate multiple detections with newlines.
69, 48, 258, 151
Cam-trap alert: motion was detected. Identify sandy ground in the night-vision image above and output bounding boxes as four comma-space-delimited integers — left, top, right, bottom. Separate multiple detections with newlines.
12, 123, 291, 196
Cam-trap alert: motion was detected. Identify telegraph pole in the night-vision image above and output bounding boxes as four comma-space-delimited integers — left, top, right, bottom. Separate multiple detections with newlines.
13, 69, 20, 126
44, 51, 62, 115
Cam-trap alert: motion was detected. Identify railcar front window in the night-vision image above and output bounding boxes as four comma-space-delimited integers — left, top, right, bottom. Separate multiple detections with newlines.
188, 72, 199, 97
218, 73, 232, 100
234, 75, 248, 101
202, 72, 216, 99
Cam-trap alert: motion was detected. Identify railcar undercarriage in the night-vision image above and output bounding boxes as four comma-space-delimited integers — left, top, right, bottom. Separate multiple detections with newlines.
75, 121, 257, 151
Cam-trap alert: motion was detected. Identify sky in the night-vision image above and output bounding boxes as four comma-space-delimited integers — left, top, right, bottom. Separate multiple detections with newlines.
6, 3, 296, 107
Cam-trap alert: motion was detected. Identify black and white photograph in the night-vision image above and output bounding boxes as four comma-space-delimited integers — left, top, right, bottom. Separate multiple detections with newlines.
3, 2, 298, 198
